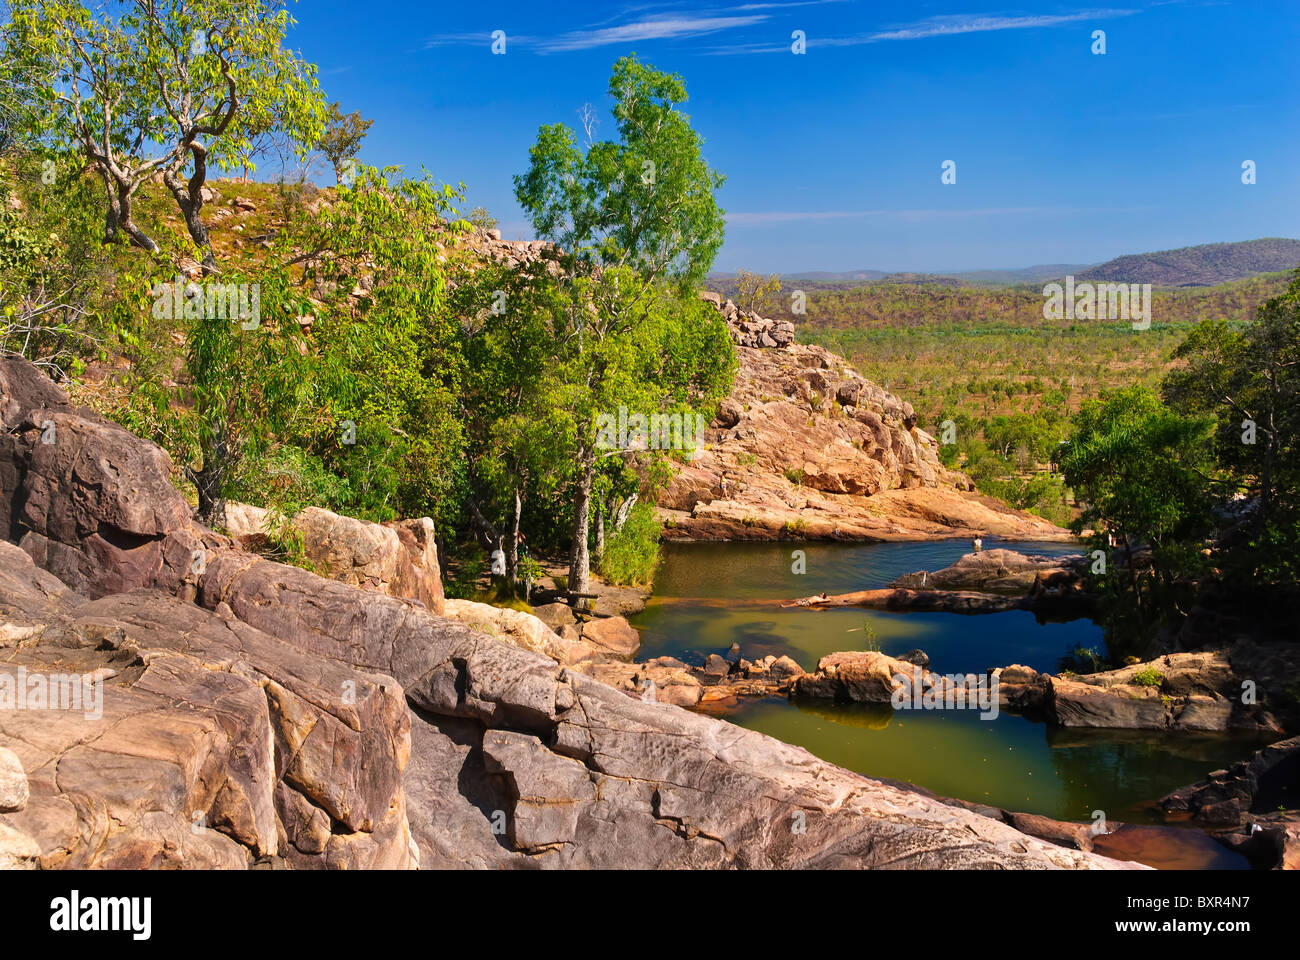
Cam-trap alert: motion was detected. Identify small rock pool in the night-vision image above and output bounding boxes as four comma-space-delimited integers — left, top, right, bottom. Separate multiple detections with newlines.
628, 539, 1268, 868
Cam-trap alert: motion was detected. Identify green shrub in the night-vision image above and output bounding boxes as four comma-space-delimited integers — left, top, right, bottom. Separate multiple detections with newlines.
597, 502, 661, 586
1132, 666, 1165, 688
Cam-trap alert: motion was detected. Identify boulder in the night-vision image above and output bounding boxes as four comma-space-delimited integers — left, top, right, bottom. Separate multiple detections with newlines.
794, 651, 913, 702
444, 598, 600, 667
0, 747, 28, 813
1045, 652, 1259, 732
890, 549, 1085, 595
579, 615, 640, 658
1159, 735, 1300, 827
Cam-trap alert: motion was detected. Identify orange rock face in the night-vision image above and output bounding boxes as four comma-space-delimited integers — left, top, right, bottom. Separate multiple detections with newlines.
658, 296, 1071, 543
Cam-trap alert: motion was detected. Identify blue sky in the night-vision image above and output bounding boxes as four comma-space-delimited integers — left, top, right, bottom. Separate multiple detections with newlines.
286, 1, 1299, 273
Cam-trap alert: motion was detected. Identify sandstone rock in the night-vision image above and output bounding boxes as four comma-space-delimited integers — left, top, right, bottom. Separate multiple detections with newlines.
579, 615, 640, 658
223, 502, 272, 545
1045, 652, 1254, 731
0, 544, 415, 869
898, 649, 930, 667
1159, 734, 1300, 828
444, 598, 600, 667
1, 359, 192, 598
794, 651, 912, 702
700, 653, 730, 677
891, 549, 1085, 594
531, 602, 577, 629
787, 585, 1025, 614
0, 747, 28, 812
220, 503, 445, 614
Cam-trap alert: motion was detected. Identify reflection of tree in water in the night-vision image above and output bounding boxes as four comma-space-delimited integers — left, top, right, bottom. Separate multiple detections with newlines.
791, 699, 895, 730
732, 619, 797, 664
1043, 727, 1268, 821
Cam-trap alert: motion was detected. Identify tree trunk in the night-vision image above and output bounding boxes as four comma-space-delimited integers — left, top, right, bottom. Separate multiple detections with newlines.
508, 486, 521, 591
187, 421, 228, 530
568, 450, 595, 601
594, 501, 605, 562
164, 148, 216, 275
100, 177, 158, 252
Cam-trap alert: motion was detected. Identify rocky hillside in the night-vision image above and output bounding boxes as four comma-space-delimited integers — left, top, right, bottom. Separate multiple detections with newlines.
1077, 238, 1300, 287
0, 356, 1130, 869
658, 293, 1069, 541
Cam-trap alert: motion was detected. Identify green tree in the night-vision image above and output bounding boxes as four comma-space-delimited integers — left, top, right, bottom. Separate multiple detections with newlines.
1054, 386, 1214, 636
317, 101, 372, 186
1163, 268, 1300, 580
513, 55, 731, 596
735, 268, 781, 314
5, 0, 325, 270
122, 167, 468, 528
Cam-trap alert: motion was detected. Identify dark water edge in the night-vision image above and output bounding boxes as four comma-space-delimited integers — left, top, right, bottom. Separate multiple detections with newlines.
629, 539, 1265, 868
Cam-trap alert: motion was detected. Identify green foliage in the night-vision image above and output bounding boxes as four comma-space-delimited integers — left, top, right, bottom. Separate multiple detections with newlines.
735, 268, 781, 314
514, 54, 725, 289
511, 55, 733, 591
1055, 387, 1214, 553
1131, 666, 1165, 688
4, 0, 325, 254
1053, 387, 1215, 646
467, 206, 498, 232
317, 102, 372, 185
1163, 269, 1300, 582
108, 167, 469, 528
444, 545, 488, 600
597, 502, 662, 586
1060, 646, 1104, 674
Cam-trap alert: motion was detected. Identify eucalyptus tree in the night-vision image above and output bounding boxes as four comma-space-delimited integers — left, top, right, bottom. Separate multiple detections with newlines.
1163, 268, 1300, 581
514, 55, 732, 596
5, 0, 324, 271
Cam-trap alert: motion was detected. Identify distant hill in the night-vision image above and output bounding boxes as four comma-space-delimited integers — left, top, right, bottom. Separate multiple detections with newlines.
1075, 239, 1300, 288
945, 264, 1093, 288
714, 238, 1300, 292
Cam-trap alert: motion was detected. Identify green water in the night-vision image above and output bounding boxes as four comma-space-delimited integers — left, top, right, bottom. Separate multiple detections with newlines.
629, 540, 1267, 833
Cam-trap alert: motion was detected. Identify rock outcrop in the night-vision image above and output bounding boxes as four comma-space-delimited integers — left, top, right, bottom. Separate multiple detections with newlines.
224, 502, 445, 615
890, 548, 1086, 595
657, 294, 1071, 543
0, 356, 1136, 869
995, 654, 1283, 733
784, 550, 1093, 616
1158, 736, 1300, 869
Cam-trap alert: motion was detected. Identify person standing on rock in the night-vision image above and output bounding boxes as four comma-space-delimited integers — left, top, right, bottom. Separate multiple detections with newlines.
973, 537, 983, 553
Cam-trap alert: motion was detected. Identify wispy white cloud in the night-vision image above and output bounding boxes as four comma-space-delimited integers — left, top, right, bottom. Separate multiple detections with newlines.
540, 14, 768, 52
423, 10, 775, 54
726, 207, 1081, 225
866, 9, 1139, 42
706, 6, 1140, 54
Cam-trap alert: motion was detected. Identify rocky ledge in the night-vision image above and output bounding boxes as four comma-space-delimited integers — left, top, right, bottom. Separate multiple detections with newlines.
657, 294, 1071, 543
781, 647, 1286, 737
0, 357, 1132, 869
1158, 735, 1300, 869
784, 549, 1093, 616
